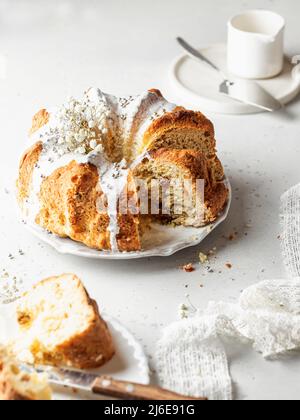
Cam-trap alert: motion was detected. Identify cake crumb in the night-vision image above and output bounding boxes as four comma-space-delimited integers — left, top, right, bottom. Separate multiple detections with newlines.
181, 263, 195, 273
208, 247, 217, 256
226, 263, 232, 269
179, 303, 189, 319
199, 252, 208, 264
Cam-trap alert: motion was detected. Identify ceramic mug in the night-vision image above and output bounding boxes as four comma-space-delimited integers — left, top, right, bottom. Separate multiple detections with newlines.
227, 10, 285, 79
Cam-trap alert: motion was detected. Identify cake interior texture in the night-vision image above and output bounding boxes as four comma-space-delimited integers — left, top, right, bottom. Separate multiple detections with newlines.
17, 88, 228, 252
133, 148, 228, 226
0, 347, 51, 400
13, 274, 115, 369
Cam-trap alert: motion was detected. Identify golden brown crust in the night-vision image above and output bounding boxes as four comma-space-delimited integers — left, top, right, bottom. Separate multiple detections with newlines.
142, 107, 216, 154
210, 156, 225, 182
148, 107, 215, 139
17, 109, 49, 204
17, 142, 43, 204
37, 162, 140, 252
17, 146, 141, 252
38, 161, 110, 248
56, 274, 115, 369
29, 109, 49, 136
148, 88, 163, 98
54, 296, 114, 369
204, 182, 228, 222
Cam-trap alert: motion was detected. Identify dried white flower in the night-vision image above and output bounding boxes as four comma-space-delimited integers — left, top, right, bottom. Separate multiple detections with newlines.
74, 104, 83, 113
36, 91, 113, 157
76, 146, 86, 155
89, 140, 98, 150
94, 144, 104, 154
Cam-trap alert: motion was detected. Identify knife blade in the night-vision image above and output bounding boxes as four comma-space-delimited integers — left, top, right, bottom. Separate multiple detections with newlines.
22, 365, 206, 400
34, 366, 98, 393
177, 37, 283, 112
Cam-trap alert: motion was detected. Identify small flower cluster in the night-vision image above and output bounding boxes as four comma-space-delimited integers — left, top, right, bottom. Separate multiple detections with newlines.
58, 95, 110, 154
42, 93, 111, 157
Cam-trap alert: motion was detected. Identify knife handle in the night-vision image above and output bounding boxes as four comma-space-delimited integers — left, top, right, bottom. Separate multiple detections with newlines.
92, 376, 206, 400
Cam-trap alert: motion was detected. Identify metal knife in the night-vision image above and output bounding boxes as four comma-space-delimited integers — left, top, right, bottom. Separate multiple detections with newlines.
23, 365, 206, 400
177, 37, 282, 112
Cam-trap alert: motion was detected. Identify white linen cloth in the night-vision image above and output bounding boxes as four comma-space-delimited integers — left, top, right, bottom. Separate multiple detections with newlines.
156, 183, 300, 400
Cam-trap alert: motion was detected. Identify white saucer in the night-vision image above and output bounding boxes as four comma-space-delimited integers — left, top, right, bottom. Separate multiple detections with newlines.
170, 43, 300, 114
24, 179, 231, 260
0, 306, 150, 400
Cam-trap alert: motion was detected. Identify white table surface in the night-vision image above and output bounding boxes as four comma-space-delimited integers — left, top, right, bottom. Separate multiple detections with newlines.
0, 0, 300, 401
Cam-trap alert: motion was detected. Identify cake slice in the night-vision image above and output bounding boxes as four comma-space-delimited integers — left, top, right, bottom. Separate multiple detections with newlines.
139, 97, 224, 182
13, 274, 115, 369
133, 149, 228, 226
0, 347, 51, 400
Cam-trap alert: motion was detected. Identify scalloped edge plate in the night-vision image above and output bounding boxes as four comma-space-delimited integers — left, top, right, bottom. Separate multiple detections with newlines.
24, 178, 231, 260
0, 306, 150, 400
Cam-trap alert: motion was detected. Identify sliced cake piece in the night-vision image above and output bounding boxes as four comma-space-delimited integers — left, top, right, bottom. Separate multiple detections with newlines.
133, 149, 228, 226
142, 107, 216, 156
13, 274, 115, 369
139, 103, 224, 182
0, 347, 51, 400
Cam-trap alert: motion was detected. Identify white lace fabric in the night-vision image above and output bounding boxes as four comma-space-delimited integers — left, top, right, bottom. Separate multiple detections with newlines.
281, 183, 300, 278
156, 317, 233, 400
156, 183, 300, 400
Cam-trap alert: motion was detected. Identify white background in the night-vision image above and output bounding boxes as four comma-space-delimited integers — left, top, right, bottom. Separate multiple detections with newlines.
0, 0, 300, 400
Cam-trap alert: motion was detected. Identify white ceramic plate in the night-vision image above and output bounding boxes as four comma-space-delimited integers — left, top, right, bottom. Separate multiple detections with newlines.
0, 306, 150, 400
24, 179, 231, 260
170, 43, 300, 114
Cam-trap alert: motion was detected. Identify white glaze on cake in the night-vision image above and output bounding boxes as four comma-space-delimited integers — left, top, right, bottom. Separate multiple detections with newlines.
25, 88, 176, 252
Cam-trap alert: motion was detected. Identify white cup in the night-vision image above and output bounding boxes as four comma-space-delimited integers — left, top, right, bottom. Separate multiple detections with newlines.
227, 10, 285, 79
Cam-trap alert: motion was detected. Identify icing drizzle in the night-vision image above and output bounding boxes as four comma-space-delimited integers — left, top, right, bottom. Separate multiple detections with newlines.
25, 88, 176, 252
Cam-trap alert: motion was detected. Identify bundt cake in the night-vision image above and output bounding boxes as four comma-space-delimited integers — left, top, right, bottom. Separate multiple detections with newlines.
17, 88, 228, 252
0, 347, 52, 400
13, 274, 115, 369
